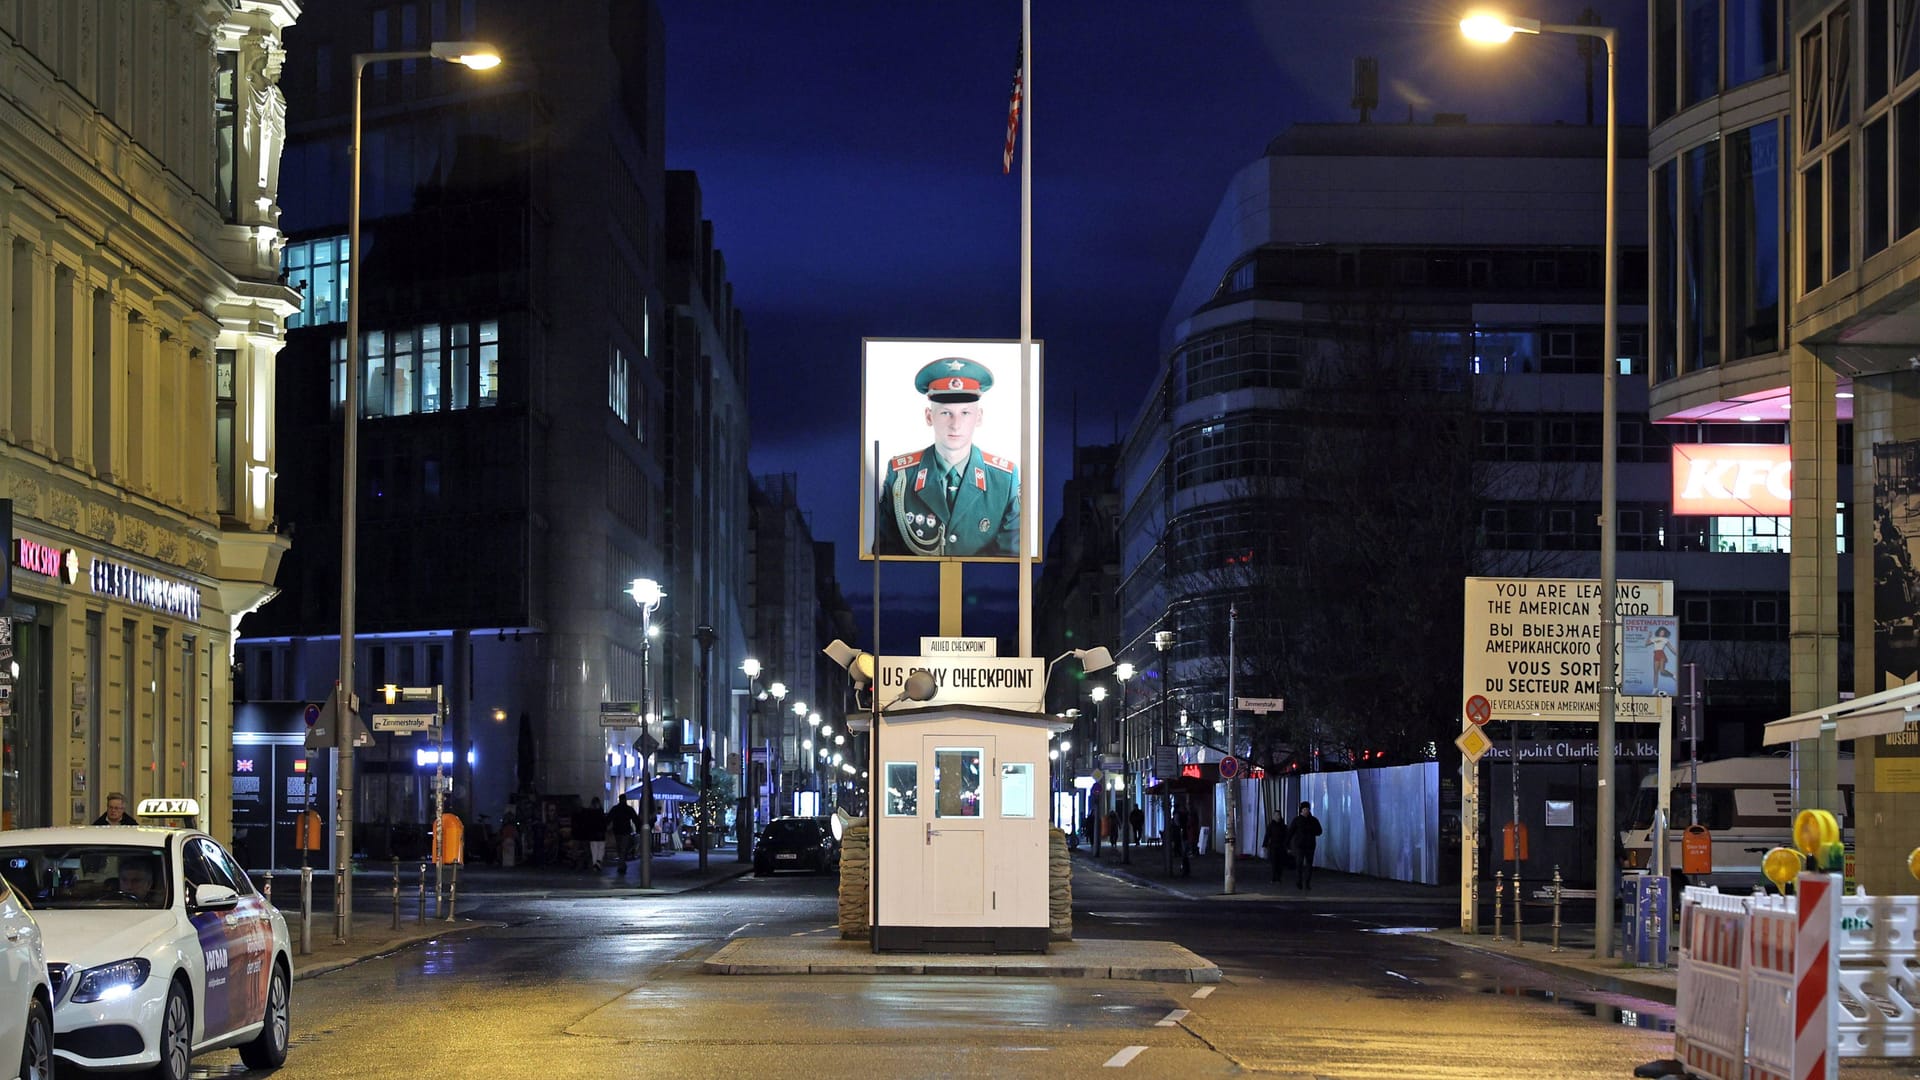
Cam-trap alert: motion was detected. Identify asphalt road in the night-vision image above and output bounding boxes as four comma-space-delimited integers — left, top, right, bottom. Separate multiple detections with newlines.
185, 864, 1677, 1079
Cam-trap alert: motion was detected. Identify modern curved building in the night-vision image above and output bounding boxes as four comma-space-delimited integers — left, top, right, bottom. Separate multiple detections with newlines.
1645, 0, 1919, 891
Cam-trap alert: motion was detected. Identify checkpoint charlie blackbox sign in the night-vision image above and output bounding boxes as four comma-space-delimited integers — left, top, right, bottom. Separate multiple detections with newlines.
1462, 577, 1673, 723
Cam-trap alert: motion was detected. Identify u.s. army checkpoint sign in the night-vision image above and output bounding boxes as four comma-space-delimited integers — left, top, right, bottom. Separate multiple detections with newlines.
876, 655, 1045, 710
1462, 576, 1673, 723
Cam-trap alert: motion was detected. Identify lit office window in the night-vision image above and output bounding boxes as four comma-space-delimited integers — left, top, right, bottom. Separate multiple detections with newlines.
610, 346, 630, 423
478, 320, 500, 406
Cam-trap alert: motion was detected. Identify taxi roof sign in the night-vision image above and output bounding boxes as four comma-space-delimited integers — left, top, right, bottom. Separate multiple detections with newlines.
136, 798, 201, 824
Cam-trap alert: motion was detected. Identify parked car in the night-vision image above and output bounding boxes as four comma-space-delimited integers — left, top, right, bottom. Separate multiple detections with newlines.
753, 816, 840, 875
0, 872, 52, 1079
0, 799, 292, 1080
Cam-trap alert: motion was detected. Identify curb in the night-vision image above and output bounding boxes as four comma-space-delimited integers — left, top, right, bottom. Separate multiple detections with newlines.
1420, 931, 1678, 1006
291, 920, 503, 982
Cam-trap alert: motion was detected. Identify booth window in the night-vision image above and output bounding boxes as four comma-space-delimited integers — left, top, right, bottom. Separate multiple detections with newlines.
884, 763, 917, 816
933, 748, 983, 818
999, 763, 1034, 818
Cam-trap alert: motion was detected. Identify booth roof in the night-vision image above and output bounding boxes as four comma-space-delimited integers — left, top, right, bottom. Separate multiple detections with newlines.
1763, 680, 1920, 746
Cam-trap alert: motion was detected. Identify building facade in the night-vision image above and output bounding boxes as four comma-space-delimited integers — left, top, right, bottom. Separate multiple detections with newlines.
1644, 0, 1920, 891
0, 1, 300, 838
235, 0, 760, 848
1109, 119, 1823, 866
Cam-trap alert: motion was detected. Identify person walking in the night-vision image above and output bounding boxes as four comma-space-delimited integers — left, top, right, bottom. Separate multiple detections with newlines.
573, 797, 608, 871
1288, 801, 1323, 890
605, 797, 639, 875
1263, 811, 1288, 882
1178, 806, 1197, 877
1128, 804, 1145, 846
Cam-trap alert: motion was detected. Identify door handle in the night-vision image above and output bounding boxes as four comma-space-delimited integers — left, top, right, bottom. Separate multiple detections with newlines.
926, 823, 940, 845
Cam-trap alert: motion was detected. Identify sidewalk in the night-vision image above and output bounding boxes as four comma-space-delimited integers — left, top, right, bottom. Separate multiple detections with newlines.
1073, 843, 1678, 1003
263, 844, 754, 980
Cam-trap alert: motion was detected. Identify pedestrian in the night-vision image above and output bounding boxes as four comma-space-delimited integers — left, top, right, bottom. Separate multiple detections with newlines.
93, 792, 140, 826
1128, 804, 1145, 846
1104, 809, 1120, 857
573, 797, 608, 871
1176, 806, 1195, 877
606, 797, 639, 875
1263, 811, 1288, 882
874, 356, 1021, 557
1085, 809, 1100, 855
1289, 800, 1323, 890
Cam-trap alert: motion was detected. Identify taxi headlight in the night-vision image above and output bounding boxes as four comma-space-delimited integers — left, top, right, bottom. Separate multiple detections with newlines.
71, 958, 151, 1004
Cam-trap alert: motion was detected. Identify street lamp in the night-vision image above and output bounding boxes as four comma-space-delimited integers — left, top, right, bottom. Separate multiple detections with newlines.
335, 39, 501, 944
694, 624, 717, 869
1153, 630, 1175, 872
1113, 663, 1135, 863
768, 681, 789, 808
628, 578, 662, 888
1090, 685, 1109, 854
739, 658, 761, 864
1462, 8, 1618, 956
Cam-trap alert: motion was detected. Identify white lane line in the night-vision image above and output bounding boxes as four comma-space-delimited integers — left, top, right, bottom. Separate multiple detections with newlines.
1190, 985, 1215, 999
1104, 1046, 1147, 1068
1154, 1009, 1189, 1027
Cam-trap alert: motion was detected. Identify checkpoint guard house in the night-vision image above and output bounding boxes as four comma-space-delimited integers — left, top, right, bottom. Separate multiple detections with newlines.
856, 649, 1066, 953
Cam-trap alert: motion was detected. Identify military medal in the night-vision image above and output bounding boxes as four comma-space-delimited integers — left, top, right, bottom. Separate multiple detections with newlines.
979, 518, 991, 533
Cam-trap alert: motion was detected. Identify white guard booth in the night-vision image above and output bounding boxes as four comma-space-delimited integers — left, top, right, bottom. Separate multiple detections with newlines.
863, 702, 1066, 953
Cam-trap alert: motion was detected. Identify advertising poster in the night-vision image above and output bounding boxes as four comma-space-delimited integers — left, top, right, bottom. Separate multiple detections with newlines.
1620, 615, 1679, 697
861, 339, 1041, 561
1873, 439, 1920, 790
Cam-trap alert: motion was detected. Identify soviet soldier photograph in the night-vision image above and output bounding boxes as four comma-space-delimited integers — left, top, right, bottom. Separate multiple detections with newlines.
872, 354, 1022, 558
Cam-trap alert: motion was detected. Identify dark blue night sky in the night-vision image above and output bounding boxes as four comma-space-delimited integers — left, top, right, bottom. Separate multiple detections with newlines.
660, 0, 1646, 650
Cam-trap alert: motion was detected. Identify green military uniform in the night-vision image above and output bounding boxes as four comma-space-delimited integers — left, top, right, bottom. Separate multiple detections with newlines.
876, 444, 1020, 556
873, 355, 1022, 557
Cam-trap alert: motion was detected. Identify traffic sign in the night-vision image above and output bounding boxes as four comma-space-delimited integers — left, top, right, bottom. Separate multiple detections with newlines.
1219, 756, 1239, 779
1465, 694, 1492, 726
303, 703, 322, 727
599, 707, 641, 727
634, 731, 660, 756
1455, 726, 1493, 762
371, 714, 435, 734
1237, 697, 1284, 714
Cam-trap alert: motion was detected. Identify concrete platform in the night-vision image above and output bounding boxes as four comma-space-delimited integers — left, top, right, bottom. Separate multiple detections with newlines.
703, 936, 1222, 981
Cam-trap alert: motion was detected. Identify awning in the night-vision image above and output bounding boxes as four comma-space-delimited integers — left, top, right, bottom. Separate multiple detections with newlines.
1763, 681, 1920, 745
621, 775, 700, 801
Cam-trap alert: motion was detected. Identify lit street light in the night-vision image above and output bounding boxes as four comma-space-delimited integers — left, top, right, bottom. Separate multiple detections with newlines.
739, 658, 761, 863
628, 577, 662, 888
336, 39, 500, 944
1462, 8, 1618, 955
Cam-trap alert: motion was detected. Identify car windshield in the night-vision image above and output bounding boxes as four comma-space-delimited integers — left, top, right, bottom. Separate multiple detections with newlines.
0, 843, 170, 910
765, 820, 822, 843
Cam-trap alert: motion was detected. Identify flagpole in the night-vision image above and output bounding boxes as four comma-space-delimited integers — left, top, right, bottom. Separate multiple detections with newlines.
1017, 0, 1034, 659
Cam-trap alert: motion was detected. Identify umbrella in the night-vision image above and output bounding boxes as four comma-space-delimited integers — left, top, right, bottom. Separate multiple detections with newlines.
623, 774, 698, 801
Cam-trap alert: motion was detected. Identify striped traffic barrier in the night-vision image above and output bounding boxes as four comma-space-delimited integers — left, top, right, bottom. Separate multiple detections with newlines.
1675, 886, 1748, 1080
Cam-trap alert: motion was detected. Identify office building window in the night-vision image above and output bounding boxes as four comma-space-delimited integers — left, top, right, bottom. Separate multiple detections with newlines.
478, 320, 500, 406
215, 349, 236, 517
285, 237, 349, 329
419, 324, 443, 413
610, 345, 630, 424
214, 52, 238, 222
1727, 121, 1782, 358
1685, 141, 1721, 369
1800, 8, 1853, 291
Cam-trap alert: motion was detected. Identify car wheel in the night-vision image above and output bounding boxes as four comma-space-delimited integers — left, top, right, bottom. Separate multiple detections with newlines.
239, 961, 291, 1069
151, 980, 192, 1080
19, 995, 50, 1080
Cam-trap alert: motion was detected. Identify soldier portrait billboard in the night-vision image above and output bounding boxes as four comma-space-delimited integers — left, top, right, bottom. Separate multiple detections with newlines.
861, 339, 1041, 561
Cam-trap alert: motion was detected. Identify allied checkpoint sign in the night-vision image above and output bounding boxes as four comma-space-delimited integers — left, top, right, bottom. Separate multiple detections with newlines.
876, 655, 1046, 711
1462, 577, 1674, 722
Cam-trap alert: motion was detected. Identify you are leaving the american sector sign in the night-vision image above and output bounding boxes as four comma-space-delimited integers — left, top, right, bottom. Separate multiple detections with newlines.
1462, 577, 1673, 723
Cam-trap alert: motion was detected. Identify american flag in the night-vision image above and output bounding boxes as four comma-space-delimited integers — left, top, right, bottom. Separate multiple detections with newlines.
1002, 35, 1023, 174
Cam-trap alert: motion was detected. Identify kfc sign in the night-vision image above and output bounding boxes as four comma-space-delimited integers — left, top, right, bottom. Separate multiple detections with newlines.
1671, 444, 1791, 516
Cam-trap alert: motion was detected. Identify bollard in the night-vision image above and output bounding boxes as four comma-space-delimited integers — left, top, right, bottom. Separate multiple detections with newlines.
298, 867, 312, 957
1513, 870, 1524, 946
445, 862, 459, 921
1551, 865, 1564, 953
1494, 870, 1505, 940
417, 861, 428, 924
391, 857, 401, 931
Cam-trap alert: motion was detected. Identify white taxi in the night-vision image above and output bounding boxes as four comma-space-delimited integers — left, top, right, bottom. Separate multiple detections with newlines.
0, 799, 291, 1079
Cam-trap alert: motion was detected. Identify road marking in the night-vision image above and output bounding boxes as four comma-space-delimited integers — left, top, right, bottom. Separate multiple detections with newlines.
1190, 986, 1214, 999
1154, 1009, 1189, 1027
1104, 1046, 1147, 1068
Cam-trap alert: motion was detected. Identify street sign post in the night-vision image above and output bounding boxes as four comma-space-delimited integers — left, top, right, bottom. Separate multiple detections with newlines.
1237, 697, 1284, 713
371, 714, 435, 734
1465, 694, 1492, 726
599, 701, 643, 727
1455, 726, 1492, 763
1219, 756, 1239, 779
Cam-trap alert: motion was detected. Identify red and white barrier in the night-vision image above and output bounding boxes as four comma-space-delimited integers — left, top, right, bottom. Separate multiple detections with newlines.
1675, 888, 1749, 1080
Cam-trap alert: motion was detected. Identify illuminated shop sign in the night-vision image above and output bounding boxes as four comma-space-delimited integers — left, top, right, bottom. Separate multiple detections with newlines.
1671, 443, 1791, 516
12, 539, 79, 583
89, 556, 201, 620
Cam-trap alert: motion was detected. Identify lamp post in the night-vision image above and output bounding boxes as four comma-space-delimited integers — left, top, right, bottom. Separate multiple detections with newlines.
627, 578, 662, 888
790, 699, 809, 808
1153, 630, 1175, 872
1462, 9, 1617, 957
806, 711, 822, 811
1090, 684, 1109, 855
694, 625, 717, 869
739, 658, 761, 864
1113, 662, 1135, 863
768, 681, 788, 807
336, 40, 500, 944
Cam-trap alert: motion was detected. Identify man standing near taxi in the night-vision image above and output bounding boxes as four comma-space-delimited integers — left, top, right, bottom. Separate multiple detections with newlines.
94, 792, 140, 826
875, 357, 1020, 557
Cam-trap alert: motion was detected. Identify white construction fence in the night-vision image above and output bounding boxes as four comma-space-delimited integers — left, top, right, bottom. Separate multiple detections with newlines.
1674, 872, 1920, 1080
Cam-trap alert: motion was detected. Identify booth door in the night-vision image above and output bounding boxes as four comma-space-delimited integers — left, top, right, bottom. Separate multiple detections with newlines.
921, 737, 993, 924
